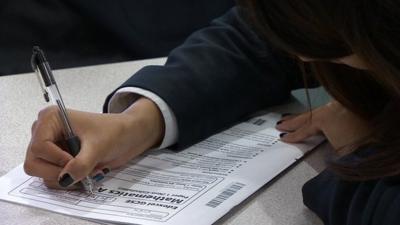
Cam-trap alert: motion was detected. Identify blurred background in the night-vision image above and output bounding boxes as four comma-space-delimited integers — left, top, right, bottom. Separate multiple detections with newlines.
0, 0, 329, 106
0, 0, 234, 76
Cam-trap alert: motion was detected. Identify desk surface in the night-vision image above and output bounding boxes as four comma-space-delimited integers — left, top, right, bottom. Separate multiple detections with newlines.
0, 58, 325, 225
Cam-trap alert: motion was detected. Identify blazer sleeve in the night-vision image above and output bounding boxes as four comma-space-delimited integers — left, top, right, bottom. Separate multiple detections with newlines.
104, 7, 315, 150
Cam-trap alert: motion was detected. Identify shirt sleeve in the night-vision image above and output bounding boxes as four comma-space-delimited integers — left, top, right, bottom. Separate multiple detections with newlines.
107, 87, 178, 150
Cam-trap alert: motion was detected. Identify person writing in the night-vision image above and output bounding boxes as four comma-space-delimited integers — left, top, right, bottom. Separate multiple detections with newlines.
24, 0, 400, 224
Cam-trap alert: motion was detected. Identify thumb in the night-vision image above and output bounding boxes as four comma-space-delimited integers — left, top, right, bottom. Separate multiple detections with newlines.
58, 147, 98, 188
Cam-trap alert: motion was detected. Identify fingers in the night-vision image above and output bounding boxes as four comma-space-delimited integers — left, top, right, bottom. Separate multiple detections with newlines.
31, 120, 37, 134
25, 134, 73, 180
91, 168, 111, 182
29, 141, 73, 167
58, 143, 135, 187
25, 106, 78, 190
280, 113, 297, 121
29, 105, 72, 167
28, 107, 102, 189
276, 111, 323, 143
279, 123, 322, 143
28, 106, 151, 189
24, 152, 63, 180
34, 106, 64, 141
43, 179, 82, 190
276, 112, 312, 132
58, 144, 99, 187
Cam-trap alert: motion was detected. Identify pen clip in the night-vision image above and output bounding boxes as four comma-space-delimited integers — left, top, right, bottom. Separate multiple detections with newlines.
31, 52, 50, 102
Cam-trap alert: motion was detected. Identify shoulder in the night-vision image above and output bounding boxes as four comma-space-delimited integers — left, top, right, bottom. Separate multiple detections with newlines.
302, 169, 400, 225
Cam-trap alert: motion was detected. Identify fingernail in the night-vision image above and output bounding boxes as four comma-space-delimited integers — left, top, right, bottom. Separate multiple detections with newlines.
279, 133, 288, 138
102, 168, 110, 174
93, 173, 105, 182
59, 173, 74, 187
282, 113, 292, 117
276, 120, 283, 125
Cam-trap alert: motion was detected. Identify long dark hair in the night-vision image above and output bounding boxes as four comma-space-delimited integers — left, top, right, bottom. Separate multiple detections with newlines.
238, 0, 400, 180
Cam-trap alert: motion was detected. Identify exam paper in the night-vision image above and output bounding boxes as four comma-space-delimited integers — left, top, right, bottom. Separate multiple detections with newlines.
0, 113, 323, 225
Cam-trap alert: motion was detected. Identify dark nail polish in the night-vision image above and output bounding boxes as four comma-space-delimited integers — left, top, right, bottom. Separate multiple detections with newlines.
59, 173, 74, 187
276, 120, 283, 125
279, 133, 287, 138
93, 173, 105, 182
282, 113, 292, 117
102, 168, 110, 174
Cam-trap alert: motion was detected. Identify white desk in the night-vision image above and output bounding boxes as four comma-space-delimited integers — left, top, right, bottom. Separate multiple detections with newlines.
0, 58, 325, 225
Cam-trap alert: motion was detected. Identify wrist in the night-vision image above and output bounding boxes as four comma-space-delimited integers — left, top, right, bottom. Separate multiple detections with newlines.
121, 97, 165, 150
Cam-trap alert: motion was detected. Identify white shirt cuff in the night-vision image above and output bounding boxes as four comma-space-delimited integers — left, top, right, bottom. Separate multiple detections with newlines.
107, 87, 178, 149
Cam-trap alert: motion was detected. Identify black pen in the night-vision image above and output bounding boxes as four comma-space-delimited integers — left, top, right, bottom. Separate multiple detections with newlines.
31, 46, 94, 193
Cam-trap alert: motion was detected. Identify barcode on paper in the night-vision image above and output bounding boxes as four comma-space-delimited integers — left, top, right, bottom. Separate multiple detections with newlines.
206, 182, 245, 208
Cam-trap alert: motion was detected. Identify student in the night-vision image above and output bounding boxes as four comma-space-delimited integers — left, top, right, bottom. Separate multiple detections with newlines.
24, 1, 400, 224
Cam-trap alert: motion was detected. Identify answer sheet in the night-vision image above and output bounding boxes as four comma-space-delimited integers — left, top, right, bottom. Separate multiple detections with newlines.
0, 113, 323, 225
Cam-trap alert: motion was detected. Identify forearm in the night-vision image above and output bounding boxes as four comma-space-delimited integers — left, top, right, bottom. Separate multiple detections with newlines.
104, 7, 309, 150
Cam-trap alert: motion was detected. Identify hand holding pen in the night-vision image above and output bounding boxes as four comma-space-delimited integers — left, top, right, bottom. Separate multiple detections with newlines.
24, 47, 166, 191
31, 46, 94, 193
